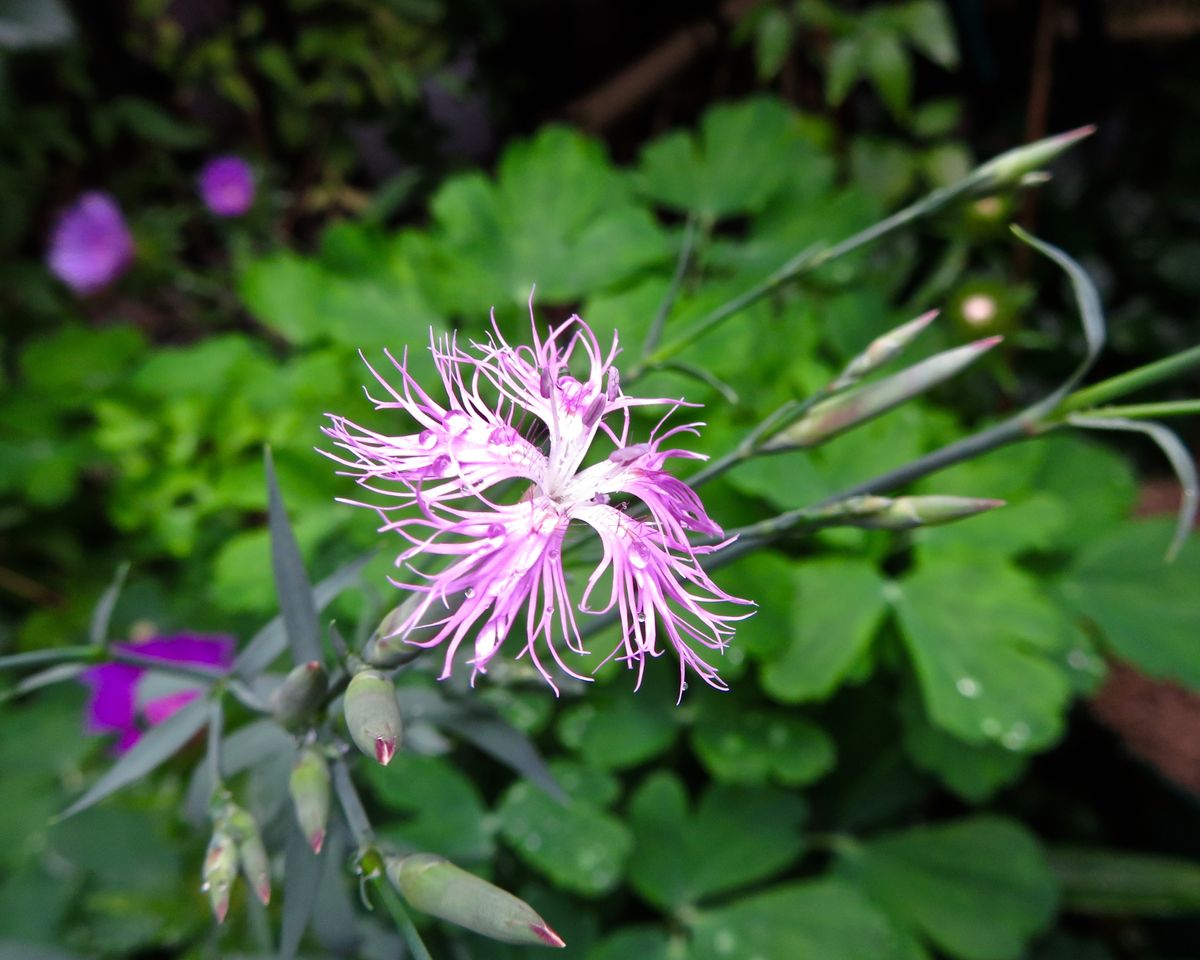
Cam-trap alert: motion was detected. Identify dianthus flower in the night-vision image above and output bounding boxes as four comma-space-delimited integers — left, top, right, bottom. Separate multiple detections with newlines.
46, 191, 134, 294
323, 311, 752, 696
80, 634, 235, 753
197, 155, 255, 217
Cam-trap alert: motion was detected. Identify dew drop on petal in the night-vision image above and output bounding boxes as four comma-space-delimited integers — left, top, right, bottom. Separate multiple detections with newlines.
443, 410, 470, 437
629, 544, 650, 569
464, 587, 475, 599
417, 429, 437, 449
486, 523, 505, 539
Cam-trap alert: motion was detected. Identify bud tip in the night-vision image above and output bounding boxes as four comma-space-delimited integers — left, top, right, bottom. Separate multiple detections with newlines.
257, 880, 271, 906
530, 922, 567, 948
1059, 123, 1097, 145
214, 898, 229, 924
974, 335, 1004, 350
915, 309, 939, 328
309, 828, 326, 854
375, 736, 396, 766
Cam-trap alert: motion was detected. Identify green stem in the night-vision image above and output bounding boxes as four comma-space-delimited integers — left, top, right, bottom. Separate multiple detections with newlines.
642, 217, 700, 360
639, 175, 985, 374
1068, 400, 1200, 421
206, 698, 224, 792
374, 875, 436, 960
1060, 344, 1200, 413
0, 644, 95, 671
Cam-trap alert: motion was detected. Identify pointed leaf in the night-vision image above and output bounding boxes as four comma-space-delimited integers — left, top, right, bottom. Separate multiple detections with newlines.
59, 695, 210, 821
235, 553, 371, 679
264, 448, 321, 666
279, 818, 325, 960
436, 710, 566, 803
89, 563, 129, 647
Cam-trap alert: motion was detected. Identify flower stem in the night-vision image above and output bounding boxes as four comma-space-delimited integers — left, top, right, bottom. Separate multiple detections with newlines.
1059, 344, 1200, 413
1065, 399, 1200, 421
641, 216, 700, 360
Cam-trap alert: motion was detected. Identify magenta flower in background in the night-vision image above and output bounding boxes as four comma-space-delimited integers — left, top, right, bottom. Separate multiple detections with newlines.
80, 634, 235, 753
198, 155, 255, 217
323, 312, 753, 696
46, 191, 134, 295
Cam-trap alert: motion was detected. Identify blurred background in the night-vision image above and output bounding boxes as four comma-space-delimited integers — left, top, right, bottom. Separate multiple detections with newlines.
3, 1, 1200, 958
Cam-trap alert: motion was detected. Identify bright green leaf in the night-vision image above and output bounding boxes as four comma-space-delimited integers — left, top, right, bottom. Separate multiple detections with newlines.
627, 771, 805, 910
1058, 519, 1200, 687
692, 700, 836, 786
761, 558, 888, 704
838, 817, 1057, 960
689, 878, 926, 960
895, 560, 1072, 749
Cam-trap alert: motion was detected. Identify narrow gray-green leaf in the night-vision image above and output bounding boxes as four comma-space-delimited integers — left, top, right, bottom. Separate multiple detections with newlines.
58, 695, 210, 821
235, 553, 371, 678
280, 818, 325, 960
1011, 227, 1105, 406
265, 448, 321, 665
89, 563, 129, 647
1068, 415, 1197, 561
437, 712, 567, 804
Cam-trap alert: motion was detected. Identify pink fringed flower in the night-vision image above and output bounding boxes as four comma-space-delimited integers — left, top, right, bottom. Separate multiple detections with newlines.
323, 311, 752, 695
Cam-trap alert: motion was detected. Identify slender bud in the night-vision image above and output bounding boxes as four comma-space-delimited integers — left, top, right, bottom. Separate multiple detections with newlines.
830, 311, 938, 391
269, 660, 328, 729
202, 828, 238, 923
387, 853, 566, 949
855, 495, 1007, 530
974, 125, 1095, 191
769, 336, 1002, 449
289, 745, 331, 854
344, 667, 402, 765
223, 803, 271, 906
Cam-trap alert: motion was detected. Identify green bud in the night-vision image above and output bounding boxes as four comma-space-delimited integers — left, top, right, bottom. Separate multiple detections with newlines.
387, 853, 565, 949
769, 336, 1002, 449
975, 125, 1095, 191
344, 667, 402, 765
289, 746, 331, 854
269, 660, 328, 729
363, 592, 444, 668
223, 804, 271, 906
830, 311, 938, 391
201, 828, 238, 924
855, 495, 1006, 530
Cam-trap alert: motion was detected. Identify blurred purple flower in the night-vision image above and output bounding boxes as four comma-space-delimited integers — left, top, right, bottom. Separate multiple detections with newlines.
80, 634, 235, 753
323, 310, 753, 697
198, 155, 255, 217
46, 191, 134, 295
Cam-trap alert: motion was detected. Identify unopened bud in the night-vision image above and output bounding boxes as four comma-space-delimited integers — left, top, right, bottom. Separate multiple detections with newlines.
269, 660, 328, 729
223, 804, 271, 906
344, 667, 402, 765
770, 336, 1002, 449
830, 311, 938, 391
855, 495, 1006, 530
289, 746, 331, 854
386, 853, 566, 948
202, 828, 238, 923
975, 125, 1095, 191
362, 593, 439, 669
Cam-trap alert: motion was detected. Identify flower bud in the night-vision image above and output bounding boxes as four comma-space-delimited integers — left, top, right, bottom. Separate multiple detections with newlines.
974, 125, 1095, 191
289, 745, 331, 854
769, 336, 1002, 449
269, 660, 328, 729
855, 495, 1006, 530
223, 804, 271, 906
386, 853, 565, 948
830, 311, 938, 391
202, 827, 238, 923
344, 667, 402, 765
362, 592, 447, 669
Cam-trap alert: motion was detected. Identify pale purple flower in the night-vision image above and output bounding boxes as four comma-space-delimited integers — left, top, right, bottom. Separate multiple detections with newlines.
198, 155, 255, 217
323, 311, 752, 696
80, 634, 235, 753
46, 191, 134, 294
